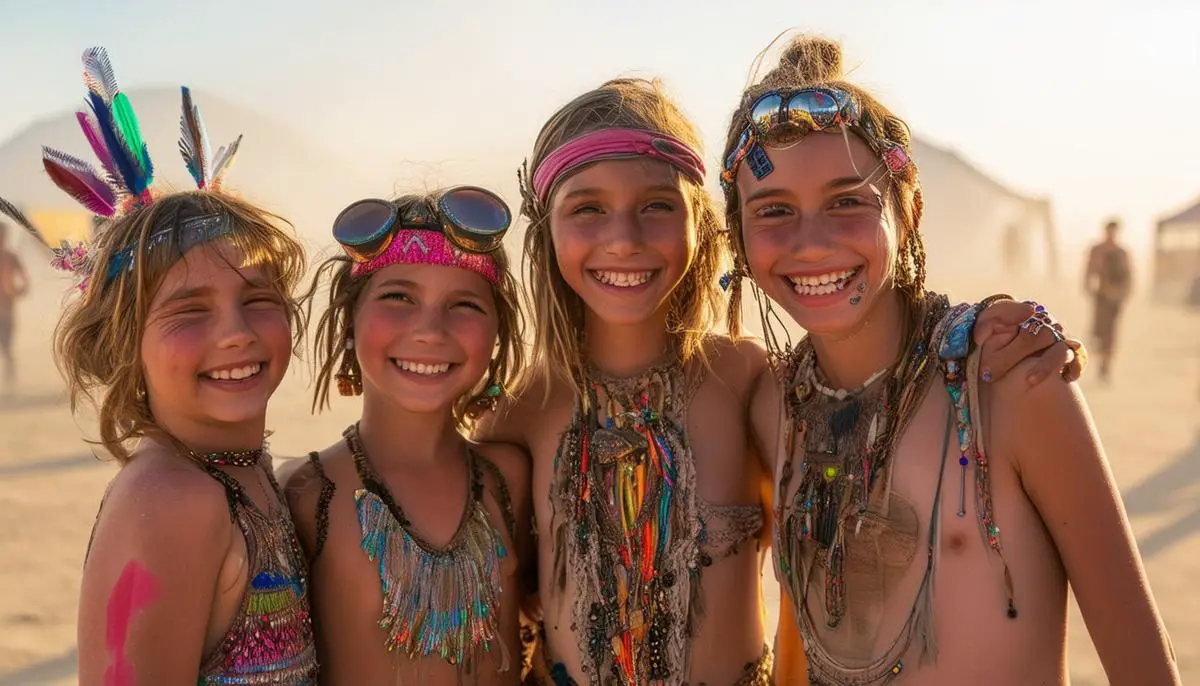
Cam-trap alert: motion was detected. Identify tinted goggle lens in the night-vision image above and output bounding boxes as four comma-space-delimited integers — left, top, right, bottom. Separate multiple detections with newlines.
333, 199, 397, 261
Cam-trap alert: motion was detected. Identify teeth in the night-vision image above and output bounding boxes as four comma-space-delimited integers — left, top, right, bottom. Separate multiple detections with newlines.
592, 270, 654, 288
204, 363, 262, 381
395, 360, 452, 375
788, 268, 859, 296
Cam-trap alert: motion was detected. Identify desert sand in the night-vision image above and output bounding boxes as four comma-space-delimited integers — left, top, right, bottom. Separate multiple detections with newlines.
0, 265, 1196, 685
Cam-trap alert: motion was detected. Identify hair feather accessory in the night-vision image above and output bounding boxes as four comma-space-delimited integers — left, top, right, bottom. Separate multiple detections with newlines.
179, 86, 243, 191
41, 147, 118, 216
44, 47, 155, 216
35, 46, 248, 290
179, 86, 211, 188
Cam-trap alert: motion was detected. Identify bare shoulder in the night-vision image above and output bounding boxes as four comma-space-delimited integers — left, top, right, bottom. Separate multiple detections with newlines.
277, 442, 348, 558
96, 452, 232, 556
989, 357, 1084, 416
985, 357, 1090, 471
472, 441, 532, 497
701, 334, 770, 395
477, 368, 574, 445
276, 449, 332, 503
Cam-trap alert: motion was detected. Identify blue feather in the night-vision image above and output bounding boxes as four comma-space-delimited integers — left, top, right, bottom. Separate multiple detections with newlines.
87, 91, 138, 196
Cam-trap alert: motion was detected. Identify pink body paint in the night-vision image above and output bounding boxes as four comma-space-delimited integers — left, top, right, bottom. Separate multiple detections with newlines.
104, 561, 158, 686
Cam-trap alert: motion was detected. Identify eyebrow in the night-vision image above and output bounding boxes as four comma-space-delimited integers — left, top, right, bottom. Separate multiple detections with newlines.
161, 276, 272, 305
742, 176, 872, 205
374, 279, 488, 300
161, 285, 214, 304
558, 183, 684, 202
375, 278, 418, 290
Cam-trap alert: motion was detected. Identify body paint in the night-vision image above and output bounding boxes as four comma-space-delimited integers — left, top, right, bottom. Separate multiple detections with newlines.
104, 560, 158, 686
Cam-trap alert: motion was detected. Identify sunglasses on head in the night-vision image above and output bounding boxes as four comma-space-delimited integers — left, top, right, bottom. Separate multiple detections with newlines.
333, 186, 511, 262
749, 87, 859, 136
721, 87, 908, 188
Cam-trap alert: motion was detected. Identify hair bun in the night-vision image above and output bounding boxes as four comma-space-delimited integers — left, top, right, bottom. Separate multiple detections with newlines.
778, 35, 844, 84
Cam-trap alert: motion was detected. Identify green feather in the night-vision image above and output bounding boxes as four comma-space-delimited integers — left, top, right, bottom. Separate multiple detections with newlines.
111, 93, 152, 175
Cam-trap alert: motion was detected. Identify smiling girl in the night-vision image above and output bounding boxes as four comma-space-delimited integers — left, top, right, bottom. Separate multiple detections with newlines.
720, 35, 1177, 685
282, 186, 531, 685
35, 49, 318, 684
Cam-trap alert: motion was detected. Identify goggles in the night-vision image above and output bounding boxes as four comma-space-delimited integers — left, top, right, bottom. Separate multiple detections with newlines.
333, 186, 511, 262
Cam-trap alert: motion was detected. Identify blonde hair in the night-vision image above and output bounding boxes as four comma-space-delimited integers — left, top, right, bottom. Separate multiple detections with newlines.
519, 77, 731, 394
54, 191, 308, 464
304, 192, 525, 432
720, 35, 928, 345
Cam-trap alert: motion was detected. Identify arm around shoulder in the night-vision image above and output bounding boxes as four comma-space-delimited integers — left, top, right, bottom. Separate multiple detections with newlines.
77, 465, 232, 685
992, 367, 1179, 684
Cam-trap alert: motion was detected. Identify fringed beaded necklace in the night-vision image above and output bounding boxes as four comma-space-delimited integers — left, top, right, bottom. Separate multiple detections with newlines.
550, 357, 703, 686
345, 424, 510, 674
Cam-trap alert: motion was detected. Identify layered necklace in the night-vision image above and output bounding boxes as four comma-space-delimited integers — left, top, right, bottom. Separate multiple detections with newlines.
775, 294, 947, 629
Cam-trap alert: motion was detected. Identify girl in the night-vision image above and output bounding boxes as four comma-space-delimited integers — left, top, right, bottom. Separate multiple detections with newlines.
30, 49, 317, 683
282, 186, 532, 685
720, 35, 1178, 684
477, 77, 1082, 686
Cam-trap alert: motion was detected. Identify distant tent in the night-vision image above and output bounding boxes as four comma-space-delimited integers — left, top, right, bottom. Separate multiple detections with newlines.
909, 138, 1059, 286
1153, 197, 1200, 304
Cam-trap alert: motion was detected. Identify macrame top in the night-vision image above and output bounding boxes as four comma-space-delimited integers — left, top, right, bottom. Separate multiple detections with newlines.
548, 357, 763, 685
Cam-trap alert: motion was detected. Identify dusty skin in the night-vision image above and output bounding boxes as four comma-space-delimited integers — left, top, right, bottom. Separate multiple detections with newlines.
771, 355, 1178, 685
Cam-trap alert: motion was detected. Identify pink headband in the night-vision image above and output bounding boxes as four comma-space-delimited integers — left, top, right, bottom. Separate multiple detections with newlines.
350, 228, 501, 285
531, 128, 707, 205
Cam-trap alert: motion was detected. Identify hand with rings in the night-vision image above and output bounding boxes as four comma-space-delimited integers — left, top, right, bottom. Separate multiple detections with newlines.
972, 296, 1088, 385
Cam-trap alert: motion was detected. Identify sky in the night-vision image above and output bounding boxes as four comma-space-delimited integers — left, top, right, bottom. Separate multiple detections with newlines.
1, 0, 1197, 262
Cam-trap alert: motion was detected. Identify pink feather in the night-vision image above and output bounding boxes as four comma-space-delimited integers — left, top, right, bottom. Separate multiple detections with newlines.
75, 110, 122, 190
42, 147, 118, 217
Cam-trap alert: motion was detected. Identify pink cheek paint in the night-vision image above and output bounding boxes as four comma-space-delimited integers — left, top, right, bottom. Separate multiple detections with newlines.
104, 561, 159, 686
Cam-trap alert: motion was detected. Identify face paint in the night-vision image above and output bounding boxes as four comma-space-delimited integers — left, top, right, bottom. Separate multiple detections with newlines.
105, 561, 159, 686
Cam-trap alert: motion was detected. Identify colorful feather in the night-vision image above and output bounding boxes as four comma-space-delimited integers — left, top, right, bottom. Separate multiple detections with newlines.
42, 147, 118, 216
178, 86, 211, 189
211, 134, 243, 189
86, 91, 136, 194
110, 92, 154, 193
76, 110, 122, 191
0, 196, 48, 247
81, 47, 119, 103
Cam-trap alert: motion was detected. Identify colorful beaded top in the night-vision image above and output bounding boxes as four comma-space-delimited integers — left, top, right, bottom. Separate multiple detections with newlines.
197, 456, 318, 685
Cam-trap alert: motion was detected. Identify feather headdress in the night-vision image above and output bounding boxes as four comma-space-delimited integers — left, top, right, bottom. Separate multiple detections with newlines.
35, 47, 246, 289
